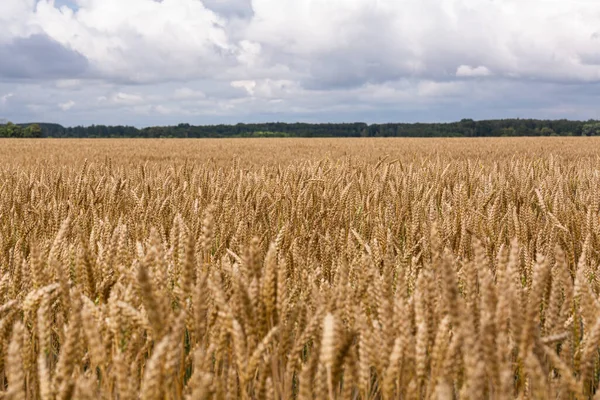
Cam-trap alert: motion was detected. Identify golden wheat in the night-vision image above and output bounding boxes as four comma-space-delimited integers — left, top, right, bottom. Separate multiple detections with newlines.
1, 137, 600, 399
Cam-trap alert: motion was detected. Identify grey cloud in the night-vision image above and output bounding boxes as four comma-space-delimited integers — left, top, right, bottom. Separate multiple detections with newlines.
202, 0, 254, 19
579, 53, 600, 66
0, 34, 88, 80
4, 78, 600, 126
303, 54, 412, 90
247, 10, 467, 91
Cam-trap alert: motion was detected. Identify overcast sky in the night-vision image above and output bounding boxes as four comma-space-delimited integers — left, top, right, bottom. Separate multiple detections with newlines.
2, 0, 600, 127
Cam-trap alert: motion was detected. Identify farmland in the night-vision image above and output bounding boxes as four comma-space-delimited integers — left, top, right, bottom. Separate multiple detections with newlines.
1, 137, 600, 399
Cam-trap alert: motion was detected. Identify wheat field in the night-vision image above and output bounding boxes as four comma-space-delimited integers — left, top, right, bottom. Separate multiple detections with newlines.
1, 137, 600, 399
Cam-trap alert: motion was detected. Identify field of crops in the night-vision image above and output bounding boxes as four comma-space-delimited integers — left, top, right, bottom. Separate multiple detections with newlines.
2, 137, 600, 399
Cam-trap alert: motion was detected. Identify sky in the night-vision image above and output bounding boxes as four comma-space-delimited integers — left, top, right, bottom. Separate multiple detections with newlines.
1, 0, 600, 127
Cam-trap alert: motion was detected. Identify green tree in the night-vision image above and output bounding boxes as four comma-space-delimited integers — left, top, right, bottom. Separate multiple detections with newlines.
500, 127, 515, 137
29, 124, 42, 138
5, 122, 15, 137
22, 126, 32, 138
582, 123, 600, 136
540, 127, 555, 136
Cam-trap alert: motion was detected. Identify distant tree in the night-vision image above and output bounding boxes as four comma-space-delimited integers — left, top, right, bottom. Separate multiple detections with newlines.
6, 119, 600, 138
22, 126, 33, 138
459, 118, 476, 137
582, 123, 600, 136
28, 124, 42, 138
500, 127, 516, 137
540, 127, 555, 136
5, 122, 15, 137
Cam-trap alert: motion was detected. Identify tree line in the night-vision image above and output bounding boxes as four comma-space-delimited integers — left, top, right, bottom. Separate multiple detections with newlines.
2, 119, 600, 138
0, 122, 43, 138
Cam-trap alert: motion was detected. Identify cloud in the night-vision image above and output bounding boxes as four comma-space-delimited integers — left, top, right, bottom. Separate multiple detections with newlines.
0, 34, 88, 79
202, 0, 254, 19
96, 92, 145, 106
231, 80, 256, 95
58, 100, 75, 110
5, 0, 595, 85
30, 0, 236, 82
456, 65, 492, 78
111, 92, 144, 105
417, 81, 465, 97
2, 0, 600, 125
244, 0, 600, 84
1, 93, 14, 105
173, 88, 206, 100
55, 79, 82, 89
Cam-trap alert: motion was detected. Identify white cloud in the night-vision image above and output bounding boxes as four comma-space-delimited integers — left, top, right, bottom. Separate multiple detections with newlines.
231, 79, 299, 98
111, 92, 143, 105
237, 40, 262, 67
456, 65, 492, 78
245, 0, 600, 83
28, 0, 235, 82
173, 87, 206, 100
1, 93, 14, 105
231, 80, 256, 95
0, 0, 39, 42
58, 100, 75, 110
